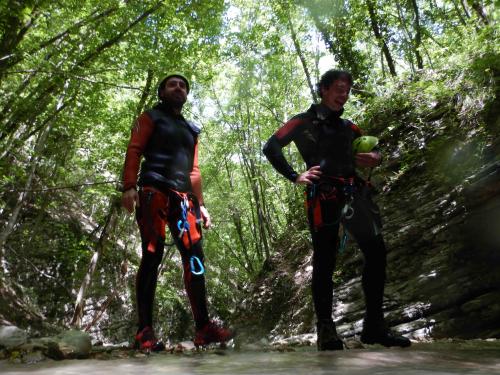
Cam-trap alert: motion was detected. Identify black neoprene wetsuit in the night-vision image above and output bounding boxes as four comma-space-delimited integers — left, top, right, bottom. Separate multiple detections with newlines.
263, 104, 360, 181
263, 103, 387, 325
123, 102, 209, 331
138, 105, 199, 192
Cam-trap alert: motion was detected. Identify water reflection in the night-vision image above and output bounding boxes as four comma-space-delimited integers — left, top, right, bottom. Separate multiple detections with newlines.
1, 345, 500, 375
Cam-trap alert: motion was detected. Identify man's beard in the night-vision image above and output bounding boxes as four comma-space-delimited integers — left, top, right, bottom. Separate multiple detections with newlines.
162, 94, 186, 109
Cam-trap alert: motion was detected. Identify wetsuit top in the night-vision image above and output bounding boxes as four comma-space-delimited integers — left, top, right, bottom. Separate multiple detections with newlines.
263, 103, 362, 182
122, 102, 204, 203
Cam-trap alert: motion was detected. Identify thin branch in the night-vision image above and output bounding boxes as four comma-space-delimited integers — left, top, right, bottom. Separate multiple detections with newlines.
5, 245, 73, 298
3, 180, 119, 193
4, 70, 143, 90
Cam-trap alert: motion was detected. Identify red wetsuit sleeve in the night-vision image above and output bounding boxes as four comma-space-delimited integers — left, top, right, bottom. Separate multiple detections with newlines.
263, 117, 308, 182
190, 139, 204, 205
122, 113, 154, 191
274, 118, 305, 145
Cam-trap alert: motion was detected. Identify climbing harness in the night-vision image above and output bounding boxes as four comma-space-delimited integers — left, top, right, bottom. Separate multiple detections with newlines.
307, 176, 357, 231
174, 192, 204, 275
138, 187, 205, 275
177, 195, 191, 238
306, 176, 363, 254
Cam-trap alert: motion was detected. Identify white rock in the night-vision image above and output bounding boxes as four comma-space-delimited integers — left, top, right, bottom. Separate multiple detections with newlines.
0, 326, 28, 349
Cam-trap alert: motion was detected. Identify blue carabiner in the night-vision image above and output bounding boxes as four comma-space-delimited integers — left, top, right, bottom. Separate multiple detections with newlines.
177, 197, 191, 235
309, 183, 316, 199
339, 231, 348, 253
178, 219, 190, 231
190, 256, 205, 275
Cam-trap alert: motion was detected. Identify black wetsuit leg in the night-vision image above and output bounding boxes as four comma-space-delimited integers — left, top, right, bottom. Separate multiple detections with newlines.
358, 235, 387, 323
172, 235, 209, 330
167, 195, 209, 330
308, 200, 343, 321
136, 241, 164, 330
343, 191, 387, 323
135, 188, 168, 331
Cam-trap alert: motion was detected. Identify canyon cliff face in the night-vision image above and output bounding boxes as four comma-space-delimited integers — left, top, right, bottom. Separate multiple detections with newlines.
234, 72, 500, 343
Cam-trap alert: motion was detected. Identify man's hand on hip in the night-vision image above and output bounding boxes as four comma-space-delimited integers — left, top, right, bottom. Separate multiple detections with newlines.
295, 165, 322, 185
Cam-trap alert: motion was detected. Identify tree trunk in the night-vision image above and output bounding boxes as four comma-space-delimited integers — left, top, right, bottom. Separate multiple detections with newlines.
210, 92, 257, 273
286, 9, 318, 103
451, 0, 469, 25
366, 0, 397, 76
468, 1, 489, 24
135, 69, 154, 118
234, 103, 273, 262
380, 50, 386, 79
84, 253, 128, 332
0, 2, 41, 81
410, 0, 424, 69
0, 116, 54, 272
0, 94, 74, 160
224, 159, 254, 272
460, 0, 472, 18
395, 0, 416, 74
70, 196, 120, 328
0, 78, 69, 268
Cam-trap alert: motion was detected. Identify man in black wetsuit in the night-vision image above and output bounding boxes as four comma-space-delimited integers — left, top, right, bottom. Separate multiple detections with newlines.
263, 70, 410, 350
122, 73, 232, 350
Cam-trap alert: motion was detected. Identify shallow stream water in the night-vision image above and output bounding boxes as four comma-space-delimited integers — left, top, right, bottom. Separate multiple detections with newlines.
1, 342, 499, 374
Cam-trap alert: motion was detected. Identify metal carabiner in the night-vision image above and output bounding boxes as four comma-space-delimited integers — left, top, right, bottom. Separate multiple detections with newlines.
190, 256, 205, 275
343, 202, 355, 220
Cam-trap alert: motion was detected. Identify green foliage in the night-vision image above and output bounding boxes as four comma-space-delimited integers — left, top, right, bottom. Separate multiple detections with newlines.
6, 212, 93, 322
0, 0, 498, 342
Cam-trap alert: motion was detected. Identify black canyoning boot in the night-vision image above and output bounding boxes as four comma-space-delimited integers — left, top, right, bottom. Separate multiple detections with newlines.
316, 320, 344, 351
360, 319, 411, 348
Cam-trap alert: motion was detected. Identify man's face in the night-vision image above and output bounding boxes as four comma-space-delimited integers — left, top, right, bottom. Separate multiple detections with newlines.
160, 77, 188, 107
321, 78, 351, 111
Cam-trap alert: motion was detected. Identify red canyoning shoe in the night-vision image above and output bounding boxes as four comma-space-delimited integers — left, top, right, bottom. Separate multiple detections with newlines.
194, 321, 234, 347
134, 326, 165, 352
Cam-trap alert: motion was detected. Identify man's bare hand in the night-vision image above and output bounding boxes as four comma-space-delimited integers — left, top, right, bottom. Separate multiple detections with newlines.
200, 205, 211, 229
121, 188, 139, 214
355, 152, 381, 168
295, 165, 322, 185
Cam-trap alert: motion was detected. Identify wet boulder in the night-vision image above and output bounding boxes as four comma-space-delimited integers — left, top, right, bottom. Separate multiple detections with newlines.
56, 330, 92, 359
0, 325, 28, 349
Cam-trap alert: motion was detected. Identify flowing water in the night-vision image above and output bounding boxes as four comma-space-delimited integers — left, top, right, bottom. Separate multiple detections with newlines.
1, 342, 499, 374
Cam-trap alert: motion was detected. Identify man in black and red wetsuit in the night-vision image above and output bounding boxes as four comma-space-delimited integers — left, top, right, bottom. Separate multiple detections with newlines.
122, 73, 232, 350
263, 70, 410, 350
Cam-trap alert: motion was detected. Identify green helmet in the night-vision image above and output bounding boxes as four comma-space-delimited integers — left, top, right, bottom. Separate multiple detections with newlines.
352, 136, 379, 154
157, 72, 190, 98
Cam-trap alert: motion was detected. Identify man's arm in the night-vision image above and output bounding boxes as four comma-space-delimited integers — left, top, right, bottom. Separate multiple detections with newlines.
263, 116, 323, 184
355, 151, 382, 168
263, 117, 311, 182
121, 113, 154, 213
190, 139, 211, 228
190, 139, 203, 204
